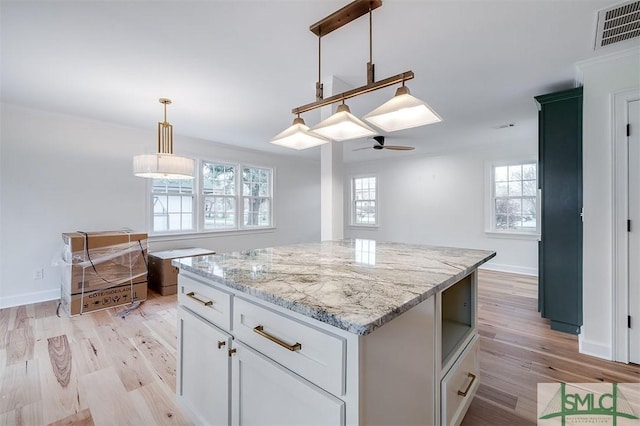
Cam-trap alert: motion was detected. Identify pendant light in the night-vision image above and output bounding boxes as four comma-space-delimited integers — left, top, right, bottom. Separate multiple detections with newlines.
363, 84, 442, 132
309, 102, 376, 141
272, 0, 442, 150
133, 98, 195, 180
270, 114, 328, 150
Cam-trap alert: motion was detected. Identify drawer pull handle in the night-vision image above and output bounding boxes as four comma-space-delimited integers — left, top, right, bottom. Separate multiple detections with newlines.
186, 292, 213, 306
253, 325, 302, 352
457, 372, 477, 397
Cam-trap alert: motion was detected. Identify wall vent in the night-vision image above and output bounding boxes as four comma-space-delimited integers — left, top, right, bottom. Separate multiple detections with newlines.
594, 0, 640, 49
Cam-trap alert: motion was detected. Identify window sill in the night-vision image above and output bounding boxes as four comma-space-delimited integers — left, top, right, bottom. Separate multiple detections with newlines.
347, 224, 379, 230
150, 227, 276, 243
485, 231, 540, 241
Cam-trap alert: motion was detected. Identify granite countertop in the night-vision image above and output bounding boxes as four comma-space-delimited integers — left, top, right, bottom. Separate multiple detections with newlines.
173, 239, 496, 335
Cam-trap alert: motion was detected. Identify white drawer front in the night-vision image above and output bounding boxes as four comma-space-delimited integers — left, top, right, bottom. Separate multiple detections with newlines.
233, 297, 345, 396
441, 335, 480, 426
178, 275, 232, 331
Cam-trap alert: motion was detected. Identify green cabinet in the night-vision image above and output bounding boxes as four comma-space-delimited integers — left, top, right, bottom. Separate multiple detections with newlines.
535, 87, 583, 334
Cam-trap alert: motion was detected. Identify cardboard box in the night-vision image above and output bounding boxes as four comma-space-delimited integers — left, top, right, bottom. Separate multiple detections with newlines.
148, 248, 214, 295
61, 231, 148, 295
61, 281, 148, 316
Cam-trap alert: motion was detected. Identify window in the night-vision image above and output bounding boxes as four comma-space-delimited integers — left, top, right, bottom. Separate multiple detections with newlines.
150, 160, 273, 235
151, 178, 195, 232
351, 176, 377, 226
490, 162, 538, 233
242, 167, 271, 227
203, 162, 236, 230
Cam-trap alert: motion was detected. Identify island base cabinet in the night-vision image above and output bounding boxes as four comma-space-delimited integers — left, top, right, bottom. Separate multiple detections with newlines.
441, 336, 480, 426
231, 342, 345, 426
177, 306, 232, 426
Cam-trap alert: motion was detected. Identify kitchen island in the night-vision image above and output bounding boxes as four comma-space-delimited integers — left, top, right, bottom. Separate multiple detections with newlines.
173, 239, 495, 426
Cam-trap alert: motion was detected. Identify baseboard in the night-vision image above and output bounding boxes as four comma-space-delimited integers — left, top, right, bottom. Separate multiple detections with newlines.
0, 288, 60, 309
578, 335, 613, 361
479, 263, 538, 276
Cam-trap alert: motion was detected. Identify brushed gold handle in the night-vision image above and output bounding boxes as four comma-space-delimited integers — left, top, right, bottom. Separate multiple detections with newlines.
186, 291, 213, 306
253, 325, 302, 352
217, 340, 226, 349
457, 372, 477, 397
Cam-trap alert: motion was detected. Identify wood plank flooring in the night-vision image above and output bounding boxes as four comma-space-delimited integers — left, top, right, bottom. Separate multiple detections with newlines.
0, 270, 638, 425
461, 270, 640, 426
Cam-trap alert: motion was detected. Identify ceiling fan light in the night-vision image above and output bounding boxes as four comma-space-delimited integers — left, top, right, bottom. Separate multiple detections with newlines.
310, 104, 377, 141
363, 86, 442, 132
133, 153, 195, 179
270, 117, 329, 150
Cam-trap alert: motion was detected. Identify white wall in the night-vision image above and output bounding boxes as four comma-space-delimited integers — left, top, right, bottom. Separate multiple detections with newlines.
344, 139, 538, 275
0, 104, 320, 308
577, 48, 640, 360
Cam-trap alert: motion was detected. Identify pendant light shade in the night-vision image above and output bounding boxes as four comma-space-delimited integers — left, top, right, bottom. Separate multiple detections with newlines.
133, 98, 195, 180
269, 117, 329, 150
309, 104, 377, 141
133, 153, 195, 179
363, 86, 442, 132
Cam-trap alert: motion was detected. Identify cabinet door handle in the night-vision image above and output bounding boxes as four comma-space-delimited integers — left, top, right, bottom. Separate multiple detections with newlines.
217, 340, 226, 349
457, 372, 477, 397
186, 291, 213, 306
253, 325, 302, 352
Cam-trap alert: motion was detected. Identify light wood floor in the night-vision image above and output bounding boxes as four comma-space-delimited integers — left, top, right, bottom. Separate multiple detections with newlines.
0, 270, 638, 425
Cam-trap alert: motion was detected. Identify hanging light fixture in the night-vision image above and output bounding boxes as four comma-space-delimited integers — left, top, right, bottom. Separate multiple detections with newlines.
310, 102, 376, 141
133, 98, 195, 179
270, 114, 328, 150
363, 84, 442, 132
271, 0, 442, 149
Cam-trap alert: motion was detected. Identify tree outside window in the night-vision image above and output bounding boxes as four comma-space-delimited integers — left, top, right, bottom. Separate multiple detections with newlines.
352, 176, 377, 226
493, 163, 537, 232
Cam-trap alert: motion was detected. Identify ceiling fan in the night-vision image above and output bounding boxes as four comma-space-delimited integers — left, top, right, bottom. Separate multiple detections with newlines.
353, 136, 415, 151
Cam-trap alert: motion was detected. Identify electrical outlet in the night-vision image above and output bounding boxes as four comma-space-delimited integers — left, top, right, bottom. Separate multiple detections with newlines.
33, 268, 44, 280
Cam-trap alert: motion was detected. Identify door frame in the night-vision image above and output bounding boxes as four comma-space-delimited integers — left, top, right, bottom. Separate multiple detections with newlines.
612, 89, 640, 363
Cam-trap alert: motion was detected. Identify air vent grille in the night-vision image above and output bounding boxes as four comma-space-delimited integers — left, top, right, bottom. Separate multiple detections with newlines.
595, 1, 640, 49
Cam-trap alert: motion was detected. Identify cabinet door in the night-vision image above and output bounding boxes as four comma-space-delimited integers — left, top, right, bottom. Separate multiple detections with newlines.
231, 342, 345, 426
535, 87, 583, 334
177, 307, 232, 426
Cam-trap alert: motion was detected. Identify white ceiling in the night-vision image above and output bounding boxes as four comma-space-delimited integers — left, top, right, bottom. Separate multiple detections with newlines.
1, 0, 638, 162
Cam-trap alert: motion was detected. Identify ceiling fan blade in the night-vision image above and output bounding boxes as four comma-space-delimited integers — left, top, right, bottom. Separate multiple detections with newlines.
384, 145, 415, 150
352, 146, 372, 151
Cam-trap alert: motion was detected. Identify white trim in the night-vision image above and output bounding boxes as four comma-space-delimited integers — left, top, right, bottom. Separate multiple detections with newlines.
578, 335, 613, 361
612, 89, 640, 363
479, 263, 537, 277
484, 159, 539, 236
575, 47, 640, 85
484, 231, 540, 241
0, 288, 60, 309
149, 227, 276, 243
349, 174, 378, 227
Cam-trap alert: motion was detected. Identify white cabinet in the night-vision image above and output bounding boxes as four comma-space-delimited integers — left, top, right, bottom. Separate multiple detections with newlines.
177, 306, 232, 426
438, 273, 479, 426
177, 269, 479, 426
231, 342, 345, 426
441, 336, 480, 426
233, 297, 346, 396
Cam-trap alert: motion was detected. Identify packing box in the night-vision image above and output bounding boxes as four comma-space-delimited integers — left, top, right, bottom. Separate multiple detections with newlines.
60, 231, 148, 315
61, 282, 148, 316
61, 231, 148, 295
148, 248, 215, 295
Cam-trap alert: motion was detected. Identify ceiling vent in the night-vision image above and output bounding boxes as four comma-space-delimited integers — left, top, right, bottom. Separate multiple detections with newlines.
594, 0, 640, 49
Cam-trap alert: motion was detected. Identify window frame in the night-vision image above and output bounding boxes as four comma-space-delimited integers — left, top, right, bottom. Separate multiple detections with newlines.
149, 158, 274, 237
350, 174, 378, 227
150, 177, 196, 234
485, 159, 540, 240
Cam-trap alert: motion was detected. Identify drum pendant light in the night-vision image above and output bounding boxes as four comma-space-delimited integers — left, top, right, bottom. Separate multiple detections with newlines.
133, 98, 195, 180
